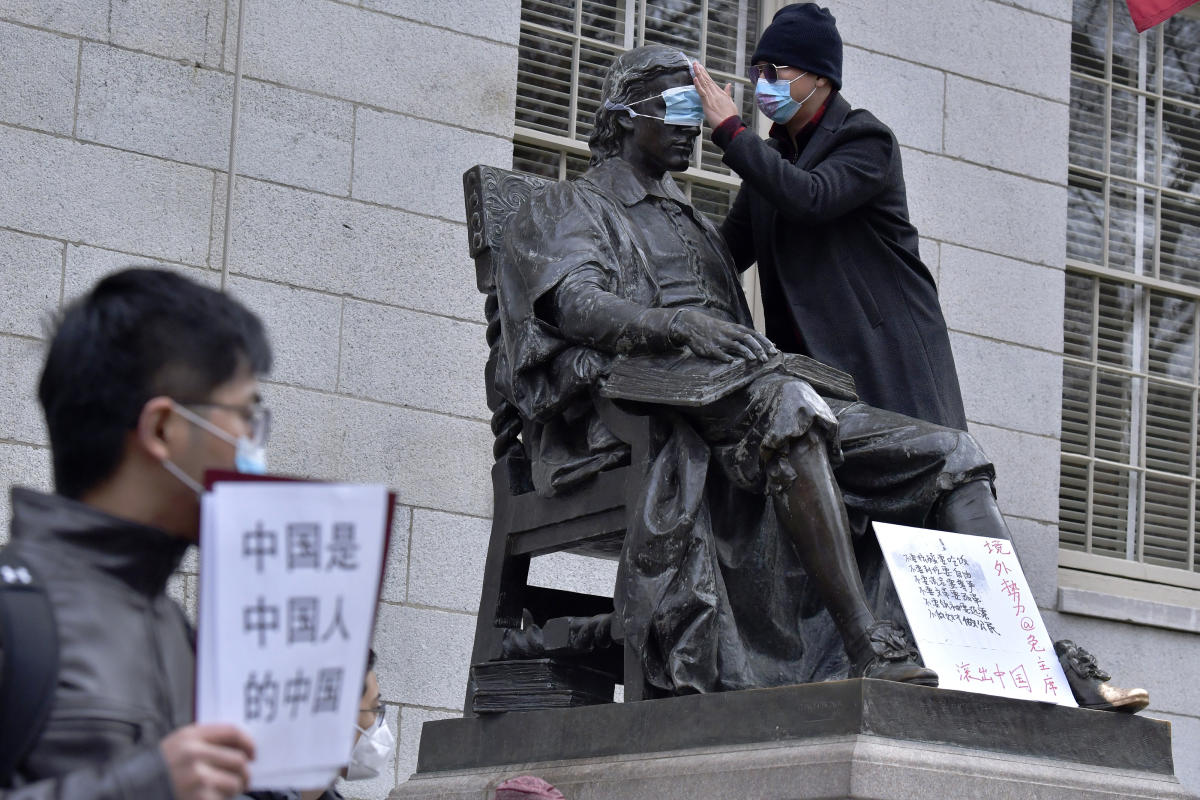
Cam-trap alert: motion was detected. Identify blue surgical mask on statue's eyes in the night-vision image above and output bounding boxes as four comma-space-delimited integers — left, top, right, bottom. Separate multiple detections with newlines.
754, 73, 818, 124
661, 85, 705, 125
604, 84, 705, 127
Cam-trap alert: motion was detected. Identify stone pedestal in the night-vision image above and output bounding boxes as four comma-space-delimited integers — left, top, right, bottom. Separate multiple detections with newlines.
390, 679, 1194, 800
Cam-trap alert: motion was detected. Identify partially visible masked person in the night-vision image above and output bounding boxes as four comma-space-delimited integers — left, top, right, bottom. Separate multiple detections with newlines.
246, 649, 394, 800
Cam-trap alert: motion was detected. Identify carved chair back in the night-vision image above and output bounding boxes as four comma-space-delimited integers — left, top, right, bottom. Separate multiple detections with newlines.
461, 164, 651, 710
462, 164, 547, 493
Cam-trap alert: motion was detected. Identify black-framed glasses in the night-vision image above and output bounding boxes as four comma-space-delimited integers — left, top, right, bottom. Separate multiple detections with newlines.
747, 62, 804, 84
187, 401, 271, 446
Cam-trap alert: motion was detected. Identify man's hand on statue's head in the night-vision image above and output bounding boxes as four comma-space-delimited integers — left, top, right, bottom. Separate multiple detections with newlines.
691, 61, 741, 129
669, 309, 777, 363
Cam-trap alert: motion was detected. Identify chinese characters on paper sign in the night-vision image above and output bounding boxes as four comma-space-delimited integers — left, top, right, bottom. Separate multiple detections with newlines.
900, 550, 999, 636
874, 523, 1076, 707
239, 522, 358, 722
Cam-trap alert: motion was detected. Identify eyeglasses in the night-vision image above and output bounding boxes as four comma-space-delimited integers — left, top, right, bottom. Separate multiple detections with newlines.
186, 401, 271, 446
359, 702, 385, 727
747, 63, 805, 84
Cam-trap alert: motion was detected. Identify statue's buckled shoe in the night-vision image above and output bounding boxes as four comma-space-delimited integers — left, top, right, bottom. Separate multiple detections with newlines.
1054, 639, 1149, 713
853, 621, 938, 687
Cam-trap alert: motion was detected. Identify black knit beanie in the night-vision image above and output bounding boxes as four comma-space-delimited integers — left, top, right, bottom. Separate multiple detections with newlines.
751, 3, 843, 90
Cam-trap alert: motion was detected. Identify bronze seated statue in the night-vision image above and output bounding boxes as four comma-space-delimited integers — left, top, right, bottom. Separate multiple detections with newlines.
467, 44, 1147, 713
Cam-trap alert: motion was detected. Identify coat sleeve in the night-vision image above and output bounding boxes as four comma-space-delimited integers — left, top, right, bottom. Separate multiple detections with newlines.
719, 185, 756, 272
0, 637, 177, 800
0, 746, 177, 800
550, 266, 679, 354
719, 122, 894, 225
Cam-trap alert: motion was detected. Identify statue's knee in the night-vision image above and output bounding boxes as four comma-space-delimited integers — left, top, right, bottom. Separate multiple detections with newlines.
949, 430, 992, 473
933, 477, 1009, 540
945, 476, 997, 506
789, 429, 828, 463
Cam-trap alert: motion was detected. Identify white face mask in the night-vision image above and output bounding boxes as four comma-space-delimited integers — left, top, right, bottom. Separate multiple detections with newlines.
345, 717, 394, 781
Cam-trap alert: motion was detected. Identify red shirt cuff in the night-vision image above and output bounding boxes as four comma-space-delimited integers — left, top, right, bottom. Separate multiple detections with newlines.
712, 115, 747, 149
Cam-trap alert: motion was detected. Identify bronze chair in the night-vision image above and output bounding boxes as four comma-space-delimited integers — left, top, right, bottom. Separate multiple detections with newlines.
461, 164, 653, 713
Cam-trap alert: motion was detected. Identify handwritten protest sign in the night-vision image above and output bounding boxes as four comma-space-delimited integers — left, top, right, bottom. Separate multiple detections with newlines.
874, 523, 1076, 707
197, 480, 389, 789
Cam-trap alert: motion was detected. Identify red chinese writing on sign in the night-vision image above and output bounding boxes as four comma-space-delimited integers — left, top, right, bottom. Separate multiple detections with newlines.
985, 539, 1012, 555
954, 662, 1035, 694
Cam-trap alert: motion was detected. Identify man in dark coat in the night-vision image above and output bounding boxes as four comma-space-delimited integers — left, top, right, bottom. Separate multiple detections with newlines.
0, 269, 269, 799
692, 3, 967, 430
689, 7, 1148, 710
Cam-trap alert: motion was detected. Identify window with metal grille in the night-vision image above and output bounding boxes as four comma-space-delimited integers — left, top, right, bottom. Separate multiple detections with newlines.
512, 0, 765, 221
1060, 0, 1200, 590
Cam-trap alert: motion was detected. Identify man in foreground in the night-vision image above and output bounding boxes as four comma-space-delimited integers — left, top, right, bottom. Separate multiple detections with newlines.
0, 269, 269, 797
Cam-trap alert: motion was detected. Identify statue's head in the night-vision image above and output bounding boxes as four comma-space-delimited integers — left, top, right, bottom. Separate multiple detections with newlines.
589, 45, 699, 169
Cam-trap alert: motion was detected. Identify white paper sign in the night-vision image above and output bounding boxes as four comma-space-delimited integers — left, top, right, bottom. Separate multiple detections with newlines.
874, 523, 1076, 707
197, 481, 389, 789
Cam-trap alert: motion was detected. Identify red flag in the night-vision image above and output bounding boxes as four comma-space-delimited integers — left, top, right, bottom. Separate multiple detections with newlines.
1125, 0, 1199, 31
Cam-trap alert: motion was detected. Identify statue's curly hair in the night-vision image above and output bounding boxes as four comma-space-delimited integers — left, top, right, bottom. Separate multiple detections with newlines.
589, 45, 691, 166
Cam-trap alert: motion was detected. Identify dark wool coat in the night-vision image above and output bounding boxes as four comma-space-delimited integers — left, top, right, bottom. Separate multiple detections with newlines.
719, 94, 968, 430
1, 488, 192, 799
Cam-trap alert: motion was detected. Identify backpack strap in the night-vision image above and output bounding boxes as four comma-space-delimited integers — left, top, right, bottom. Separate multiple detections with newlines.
0, 548, 60, 788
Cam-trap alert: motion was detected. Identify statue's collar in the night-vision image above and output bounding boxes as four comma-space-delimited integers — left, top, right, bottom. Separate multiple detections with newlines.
581, 158, 690, 208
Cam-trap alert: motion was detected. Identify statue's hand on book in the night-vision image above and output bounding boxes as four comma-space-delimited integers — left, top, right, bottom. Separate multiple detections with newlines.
668, 308, 777, 364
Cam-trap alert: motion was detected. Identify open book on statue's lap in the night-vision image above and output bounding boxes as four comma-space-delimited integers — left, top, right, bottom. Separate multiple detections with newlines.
600, 351, 857, 407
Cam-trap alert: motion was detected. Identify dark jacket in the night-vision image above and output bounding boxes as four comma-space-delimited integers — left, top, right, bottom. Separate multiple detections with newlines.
719, 93, 968, 429
0, 487, 192, 799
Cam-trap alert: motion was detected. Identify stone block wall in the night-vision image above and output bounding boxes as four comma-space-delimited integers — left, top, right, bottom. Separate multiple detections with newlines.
814, 0, 1075, 619
0, 1, 518, 795
0, 1, 1194, 797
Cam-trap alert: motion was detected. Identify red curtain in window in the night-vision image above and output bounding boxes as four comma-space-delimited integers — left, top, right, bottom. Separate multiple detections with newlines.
1125, 0, 1199, 31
